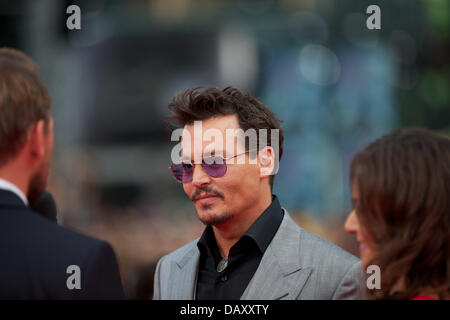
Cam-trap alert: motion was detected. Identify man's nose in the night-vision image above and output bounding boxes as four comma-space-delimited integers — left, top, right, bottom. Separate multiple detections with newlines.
344, 210, 359, 235
191, 164, 211, 187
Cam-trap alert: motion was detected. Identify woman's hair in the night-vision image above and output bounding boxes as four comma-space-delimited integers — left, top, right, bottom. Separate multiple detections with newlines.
350, 128, 450, 299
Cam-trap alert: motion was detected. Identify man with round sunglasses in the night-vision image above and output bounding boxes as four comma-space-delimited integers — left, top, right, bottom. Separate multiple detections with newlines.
153, 87, 364, 300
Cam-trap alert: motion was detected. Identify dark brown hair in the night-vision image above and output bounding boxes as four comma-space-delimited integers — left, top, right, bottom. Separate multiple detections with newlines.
350, 128, 450, 299
0, 48, 51, 166
166, 87, 284, 190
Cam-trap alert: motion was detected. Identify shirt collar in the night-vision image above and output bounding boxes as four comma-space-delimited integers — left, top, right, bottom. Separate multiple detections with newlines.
243, 195, 284, 253
197, 195, 284, 255
0, 178, 29, 206
197, 225, 217, 258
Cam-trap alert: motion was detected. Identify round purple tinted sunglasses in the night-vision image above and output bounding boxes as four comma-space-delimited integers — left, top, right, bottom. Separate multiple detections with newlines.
169, 150, 255, 183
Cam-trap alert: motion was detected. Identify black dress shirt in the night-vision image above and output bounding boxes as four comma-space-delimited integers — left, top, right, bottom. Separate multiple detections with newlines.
195, 195, 284, 300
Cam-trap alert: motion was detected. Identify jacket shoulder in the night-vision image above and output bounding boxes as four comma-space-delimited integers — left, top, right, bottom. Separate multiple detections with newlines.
158, 238, 199, 266
290, 221, 364, 299
24, 206, 106, 249
281, 210, 358, 267
0, 206, 121, 299
298, 226, 359, 265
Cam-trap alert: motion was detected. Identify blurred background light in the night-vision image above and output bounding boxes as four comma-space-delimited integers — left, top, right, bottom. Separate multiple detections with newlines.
298, 44, 341, 85
342, 13, 380, 48
288, 11, 329, 44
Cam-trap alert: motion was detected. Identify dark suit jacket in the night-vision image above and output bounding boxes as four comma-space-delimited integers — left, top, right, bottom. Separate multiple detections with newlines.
0, 190, 125, 299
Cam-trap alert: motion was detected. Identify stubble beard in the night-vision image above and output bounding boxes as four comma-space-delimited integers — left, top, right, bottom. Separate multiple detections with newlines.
28, 161, 50, 207
198, 204, 234, 226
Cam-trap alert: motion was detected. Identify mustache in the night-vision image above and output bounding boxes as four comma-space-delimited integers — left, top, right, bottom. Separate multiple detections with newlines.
191, 186, 224, 201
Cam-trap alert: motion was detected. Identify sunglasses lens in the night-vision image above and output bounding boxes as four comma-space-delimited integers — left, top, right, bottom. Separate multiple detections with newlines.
202, 157, 227, 178
171, 163, 193, 183
171, 157, 227, 182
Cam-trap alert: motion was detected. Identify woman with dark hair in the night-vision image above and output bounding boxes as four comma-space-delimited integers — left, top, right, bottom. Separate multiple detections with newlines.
345, 128, 450, 300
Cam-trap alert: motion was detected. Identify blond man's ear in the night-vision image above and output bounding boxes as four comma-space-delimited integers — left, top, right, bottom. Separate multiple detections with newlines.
27, 120, 48, 162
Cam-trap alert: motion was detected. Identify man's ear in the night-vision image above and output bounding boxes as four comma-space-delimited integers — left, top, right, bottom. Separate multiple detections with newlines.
258, 146, 275, 178
27, 120, 47, 163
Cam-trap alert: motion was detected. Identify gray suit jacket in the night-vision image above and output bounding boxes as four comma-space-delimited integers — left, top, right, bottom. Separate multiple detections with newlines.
153, 210, 364, 300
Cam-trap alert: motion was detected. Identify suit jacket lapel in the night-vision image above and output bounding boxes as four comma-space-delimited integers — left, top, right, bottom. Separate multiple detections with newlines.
241, 210, 312, 300
169, 245, 200, 299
